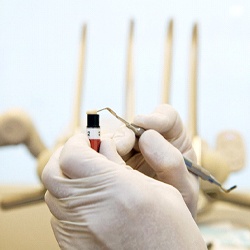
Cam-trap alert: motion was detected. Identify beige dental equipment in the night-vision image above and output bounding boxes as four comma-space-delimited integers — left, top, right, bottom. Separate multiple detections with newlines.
1, 24, 88, 209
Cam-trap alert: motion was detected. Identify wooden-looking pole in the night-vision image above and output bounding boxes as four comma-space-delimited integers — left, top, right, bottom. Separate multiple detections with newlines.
162, 19, 174, 104
188, 23, 198, 139
125, 20, 135, 122
72, 24, 87, 131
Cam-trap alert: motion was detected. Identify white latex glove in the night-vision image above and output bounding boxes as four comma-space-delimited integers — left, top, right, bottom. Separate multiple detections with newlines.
42, 134, 206, 250
113, 104, 199, 217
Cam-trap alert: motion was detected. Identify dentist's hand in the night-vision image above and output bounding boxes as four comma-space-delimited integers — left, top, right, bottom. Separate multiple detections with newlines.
113, 104, 199, 216
42, 133, 206, 250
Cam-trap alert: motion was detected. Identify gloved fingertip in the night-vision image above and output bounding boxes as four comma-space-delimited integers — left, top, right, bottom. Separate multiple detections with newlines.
139, 129, 160, 150
112, 126, 135, 156
133, 113, 167, 133
99, 138, 126, 165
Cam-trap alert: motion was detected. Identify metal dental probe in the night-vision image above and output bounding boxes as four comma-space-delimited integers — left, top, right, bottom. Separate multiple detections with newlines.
97, 107, 237, 193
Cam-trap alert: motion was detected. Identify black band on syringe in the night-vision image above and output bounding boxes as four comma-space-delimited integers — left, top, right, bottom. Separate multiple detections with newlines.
86, 113, 101, 152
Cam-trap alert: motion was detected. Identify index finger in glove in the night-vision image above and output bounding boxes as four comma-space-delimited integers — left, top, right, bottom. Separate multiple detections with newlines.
112, 125, 136, 156
133, 104, 183, 140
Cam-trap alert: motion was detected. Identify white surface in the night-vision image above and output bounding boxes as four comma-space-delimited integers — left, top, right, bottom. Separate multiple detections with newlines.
0, 1, 249, 187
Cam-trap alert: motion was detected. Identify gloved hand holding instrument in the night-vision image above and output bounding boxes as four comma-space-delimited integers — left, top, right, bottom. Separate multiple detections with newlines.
42, 104, 215, 249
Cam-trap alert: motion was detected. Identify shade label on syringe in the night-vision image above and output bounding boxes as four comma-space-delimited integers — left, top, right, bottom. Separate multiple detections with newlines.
86, 113, 101, 152
87, 128, 100, 139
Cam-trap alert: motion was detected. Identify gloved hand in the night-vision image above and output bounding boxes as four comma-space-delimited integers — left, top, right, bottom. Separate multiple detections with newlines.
113, 104, 199, 216
42, 134, 206, 250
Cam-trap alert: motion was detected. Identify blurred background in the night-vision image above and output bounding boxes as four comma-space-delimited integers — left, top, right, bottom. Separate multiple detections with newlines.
0, 0, 249, 188
0, 1, 250, 249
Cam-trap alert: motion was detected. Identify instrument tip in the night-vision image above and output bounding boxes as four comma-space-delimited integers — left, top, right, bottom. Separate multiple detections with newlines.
222, 185, 237, 193
86, 109, 98, 114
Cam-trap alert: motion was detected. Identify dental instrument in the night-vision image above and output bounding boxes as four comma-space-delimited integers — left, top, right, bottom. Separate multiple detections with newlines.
97, 107, 237, 193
